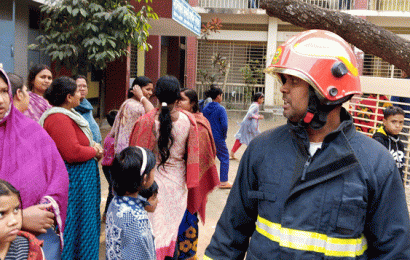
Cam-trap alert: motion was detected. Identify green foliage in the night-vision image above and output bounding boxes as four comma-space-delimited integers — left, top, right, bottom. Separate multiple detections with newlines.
198, 53, 230, 90
31, 0, 158, 74
239, 59, 264, 108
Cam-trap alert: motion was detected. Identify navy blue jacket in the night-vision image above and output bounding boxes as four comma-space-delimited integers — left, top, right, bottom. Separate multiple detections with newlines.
205, 108, 410, 259
203, 101, 228, 142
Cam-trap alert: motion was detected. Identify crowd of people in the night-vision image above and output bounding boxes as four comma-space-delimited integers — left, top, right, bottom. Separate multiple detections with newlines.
0, 64, 239, 259
1, 28, 410, 260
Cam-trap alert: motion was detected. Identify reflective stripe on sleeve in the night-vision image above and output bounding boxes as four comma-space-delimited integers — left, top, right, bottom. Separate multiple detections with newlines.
203, 256, 213, 260
256, 215, 367, 258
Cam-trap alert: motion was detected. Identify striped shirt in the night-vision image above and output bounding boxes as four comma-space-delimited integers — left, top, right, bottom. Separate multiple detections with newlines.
5, 235, 29, 260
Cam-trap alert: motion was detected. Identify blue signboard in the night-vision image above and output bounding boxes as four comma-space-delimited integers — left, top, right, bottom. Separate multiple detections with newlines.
172, 0, 201, 36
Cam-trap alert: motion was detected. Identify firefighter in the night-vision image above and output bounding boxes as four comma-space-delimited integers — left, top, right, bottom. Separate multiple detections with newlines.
204, 30, 410, 259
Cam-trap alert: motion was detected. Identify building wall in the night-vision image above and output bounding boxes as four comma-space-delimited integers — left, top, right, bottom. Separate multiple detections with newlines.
186, 36, 197, 89
104, 54, 130, 114
145, 36, 161, 84
14, 0, 29, 79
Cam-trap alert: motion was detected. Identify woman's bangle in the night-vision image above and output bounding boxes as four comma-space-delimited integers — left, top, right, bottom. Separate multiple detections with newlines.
140, 96, 146, 102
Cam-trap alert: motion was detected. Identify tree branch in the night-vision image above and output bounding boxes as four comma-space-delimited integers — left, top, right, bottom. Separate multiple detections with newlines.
260, 0, 410, 75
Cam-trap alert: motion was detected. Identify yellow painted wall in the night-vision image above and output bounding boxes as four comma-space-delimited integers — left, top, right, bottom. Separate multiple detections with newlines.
137, 49, 145, 76
160, 47, 168, 77
86, 72, 99, 99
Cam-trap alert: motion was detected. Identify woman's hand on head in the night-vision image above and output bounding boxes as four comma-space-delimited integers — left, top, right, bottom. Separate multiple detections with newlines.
22, 204, 55, 234
131, 85, 144, 101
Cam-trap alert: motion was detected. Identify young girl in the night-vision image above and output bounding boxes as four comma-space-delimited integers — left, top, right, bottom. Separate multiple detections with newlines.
105, 146, 157, 260
230, 92, 265, 159
0, 179, 45, 260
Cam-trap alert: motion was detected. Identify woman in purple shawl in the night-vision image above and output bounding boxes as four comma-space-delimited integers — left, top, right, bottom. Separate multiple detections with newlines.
23, 64, 53, 122
0, 68, 69, 259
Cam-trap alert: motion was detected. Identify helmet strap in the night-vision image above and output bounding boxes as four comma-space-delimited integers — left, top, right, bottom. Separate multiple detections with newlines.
299, 88, 336, 130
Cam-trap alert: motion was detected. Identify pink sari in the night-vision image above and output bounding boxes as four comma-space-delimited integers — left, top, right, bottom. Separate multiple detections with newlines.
23, 92, 52, 122
0, 69, 69, 244
130, 108, 200, 259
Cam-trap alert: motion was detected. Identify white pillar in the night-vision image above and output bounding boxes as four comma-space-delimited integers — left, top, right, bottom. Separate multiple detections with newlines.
265, 17, 278, 109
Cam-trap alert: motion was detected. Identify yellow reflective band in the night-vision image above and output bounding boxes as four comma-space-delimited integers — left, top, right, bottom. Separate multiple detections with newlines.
256, 215, 367, 258
203, 255, 213, 260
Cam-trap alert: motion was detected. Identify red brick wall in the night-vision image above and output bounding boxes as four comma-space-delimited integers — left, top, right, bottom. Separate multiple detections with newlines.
130, 0, 172, 17
354, 0, 368, 9
186, 36, 197, 89
50, 61, 72, 78
145, 36, 162, 84
104, 53, 130, 113
189, 0, 199, 7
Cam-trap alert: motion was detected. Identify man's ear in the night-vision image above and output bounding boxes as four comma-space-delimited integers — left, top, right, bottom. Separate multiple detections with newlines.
15, 89, 24, 101
66, 94, 73, 104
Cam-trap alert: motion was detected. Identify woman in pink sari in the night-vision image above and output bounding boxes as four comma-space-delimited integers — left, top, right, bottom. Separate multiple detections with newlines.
130, 75, 200, 259
23, 64, 53, 122
110, 76, 154, 154
0, 68, 69, 260
102, 76, 154, 218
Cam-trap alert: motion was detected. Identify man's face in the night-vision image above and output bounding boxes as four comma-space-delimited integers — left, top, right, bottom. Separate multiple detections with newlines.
383, 114, 405, 136
280, 74, 309, 123
76, 78, 88, 101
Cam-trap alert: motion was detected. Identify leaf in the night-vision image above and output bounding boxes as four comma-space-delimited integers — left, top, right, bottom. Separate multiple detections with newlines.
91, 24, 98, 32
80, 8, 88, 17
107, 39, 116, 48
73, 8, 79, 16
101, 36, 106, 47
28, 44, 38, 50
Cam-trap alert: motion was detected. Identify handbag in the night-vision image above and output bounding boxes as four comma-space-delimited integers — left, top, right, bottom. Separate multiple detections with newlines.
101, 134, 115, 166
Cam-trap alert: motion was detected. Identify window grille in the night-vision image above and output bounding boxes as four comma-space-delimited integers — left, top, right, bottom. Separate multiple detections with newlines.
130, 45, 138, 78
198, 0, 260, 9
363, 54, 403, 78
196, 40, 267, 108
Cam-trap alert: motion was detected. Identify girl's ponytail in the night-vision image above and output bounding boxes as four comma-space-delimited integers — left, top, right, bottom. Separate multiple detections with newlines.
154, 76, 181, 168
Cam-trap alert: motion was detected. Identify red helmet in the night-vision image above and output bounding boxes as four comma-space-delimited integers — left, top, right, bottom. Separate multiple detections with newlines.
265, 30, 361, 105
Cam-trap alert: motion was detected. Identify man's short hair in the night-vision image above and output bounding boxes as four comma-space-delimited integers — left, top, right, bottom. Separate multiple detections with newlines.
207, 86, 223, 100
73, 74, 87, 83
384, 106, 405, 119
7, 73, 24, 97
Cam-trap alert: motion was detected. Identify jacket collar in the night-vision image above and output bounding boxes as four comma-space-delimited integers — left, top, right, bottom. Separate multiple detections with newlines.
287, 107, 360, 195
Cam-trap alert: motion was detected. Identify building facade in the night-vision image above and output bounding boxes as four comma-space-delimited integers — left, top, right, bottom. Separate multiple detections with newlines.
192, 0, 410, 110
0, 0, 201, 115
